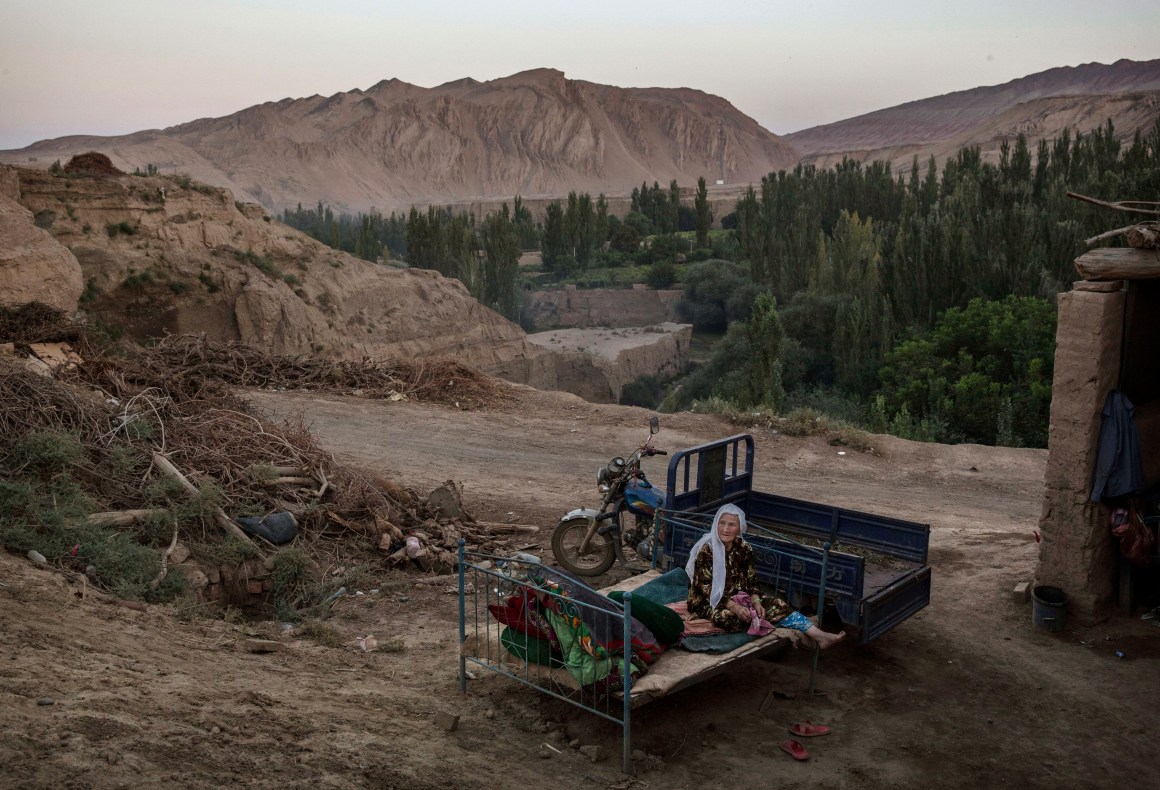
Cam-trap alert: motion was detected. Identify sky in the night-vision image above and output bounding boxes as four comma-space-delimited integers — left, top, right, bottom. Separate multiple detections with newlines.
2, 0, 1159, 150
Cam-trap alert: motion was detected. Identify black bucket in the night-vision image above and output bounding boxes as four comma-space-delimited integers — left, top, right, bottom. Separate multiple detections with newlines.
1031, 585, 1068, 632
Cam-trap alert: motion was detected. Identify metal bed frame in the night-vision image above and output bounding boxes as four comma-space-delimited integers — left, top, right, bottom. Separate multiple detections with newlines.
456, 515, 834, 774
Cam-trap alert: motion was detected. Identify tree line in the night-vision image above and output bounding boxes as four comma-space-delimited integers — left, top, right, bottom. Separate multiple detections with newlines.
674, 120, 1160, 446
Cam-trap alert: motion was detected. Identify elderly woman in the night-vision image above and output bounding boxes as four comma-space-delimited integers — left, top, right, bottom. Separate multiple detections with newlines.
685, 504, 846, 649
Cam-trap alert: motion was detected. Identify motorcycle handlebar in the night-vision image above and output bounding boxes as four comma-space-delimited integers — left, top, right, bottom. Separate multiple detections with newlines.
645, 448, 668, 456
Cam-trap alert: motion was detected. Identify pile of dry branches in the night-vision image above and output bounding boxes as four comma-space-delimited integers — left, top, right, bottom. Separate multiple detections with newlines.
1, 306, 523, 568
118, 334, 511, 410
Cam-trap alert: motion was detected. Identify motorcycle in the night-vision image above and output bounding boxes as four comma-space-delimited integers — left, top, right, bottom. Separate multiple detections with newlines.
551, 416, 667, 576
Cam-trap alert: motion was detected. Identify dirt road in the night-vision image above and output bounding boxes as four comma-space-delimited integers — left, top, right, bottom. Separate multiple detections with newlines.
2, 387, 1157, 789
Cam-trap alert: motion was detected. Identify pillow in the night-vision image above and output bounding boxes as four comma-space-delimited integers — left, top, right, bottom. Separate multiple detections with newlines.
608, 590, 685, 646
487, 589, 553, 641
500, 626, 564, 668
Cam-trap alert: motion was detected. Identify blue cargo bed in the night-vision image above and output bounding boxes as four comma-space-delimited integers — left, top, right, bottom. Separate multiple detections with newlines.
662, 434, 932, 644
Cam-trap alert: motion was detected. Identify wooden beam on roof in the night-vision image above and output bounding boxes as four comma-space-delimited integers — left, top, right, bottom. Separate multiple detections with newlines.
1074, 247, 1160, 281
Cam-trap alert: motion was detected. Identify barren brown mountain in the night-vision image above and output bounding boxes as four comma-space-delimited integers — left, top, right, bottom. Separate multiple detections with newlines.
787, 58, 1160, 170
0, 69, 798, 213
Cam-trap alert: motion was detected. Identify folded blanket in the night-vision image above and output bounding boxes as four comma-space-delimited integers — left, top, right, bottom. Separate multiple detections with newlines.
665, 600, 727, 636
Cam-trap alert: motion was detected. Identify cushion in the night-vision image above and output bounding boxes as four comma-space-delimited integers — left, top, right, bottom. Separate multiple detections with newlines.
500, 626, 563, 667
487, 589, 553, 641
607, 590, 685, 646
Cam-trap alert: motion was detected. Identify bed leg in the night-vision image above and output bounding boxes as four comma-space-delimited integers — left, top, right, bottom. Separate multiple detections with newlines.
458, 538, 467, 694
622, 591, 633, 774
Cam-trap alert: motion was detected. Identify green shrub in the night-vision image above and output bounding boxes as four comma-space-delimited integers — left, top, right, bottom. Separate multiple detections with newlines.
296, 619, 344, 648
270, 547, 314, 615
4, 431, 83, 474
235, 249, 280, 278
198, 272, 221, 293
106, 221, 136, 238
121, 269, 154, 289
646, 259, 677, 289
620, 375, 667, 408
0, 433, 185, 602
876, 296, 1055, 446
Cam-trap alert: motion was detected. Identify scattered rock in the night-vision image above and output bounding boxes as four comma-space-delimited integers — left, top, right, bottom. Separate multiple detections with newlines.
539, 750, 551, 759
169, 543, 191, 566
433, 711, 459, 732
177, 565, 208, 591
579, 744, 606, 762
36, 697, 54, 706
26, 550, 47, 567
242, 639, 284, 654
569, 738, 581, 749
211, 726, 221, 734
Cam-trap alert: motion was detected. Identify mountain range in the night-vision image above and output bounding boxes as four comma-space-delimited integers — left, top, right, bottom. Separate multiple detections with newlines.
2, 60, 1158, 213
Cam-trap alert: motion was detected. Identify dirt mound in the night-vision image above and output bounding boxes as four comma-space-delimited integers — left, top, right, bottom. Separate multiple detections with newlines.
62, 151, 123, 176
0, 164, 563, 394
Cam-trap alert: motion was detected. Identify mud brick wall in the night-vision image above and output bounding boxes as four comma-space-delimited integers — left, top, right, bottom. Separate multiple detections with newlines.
179, 555, 274, 608
526, 286, 682, 330
1036, 281, 1125, 618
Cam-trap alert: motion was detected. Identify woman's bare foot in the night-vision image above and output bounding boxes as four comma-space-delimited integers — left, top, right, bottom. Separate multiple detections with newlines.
807, 626, 847, 650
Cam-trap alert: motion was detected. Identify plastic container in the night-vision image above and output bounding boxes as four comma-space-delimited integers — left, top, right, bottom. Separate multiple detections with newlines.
1031, 585, 1069, 632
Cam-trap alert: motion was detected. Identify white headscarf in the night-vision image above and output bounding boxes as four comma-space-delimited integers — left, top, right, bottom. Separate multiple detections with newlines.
684, 503, 747, 608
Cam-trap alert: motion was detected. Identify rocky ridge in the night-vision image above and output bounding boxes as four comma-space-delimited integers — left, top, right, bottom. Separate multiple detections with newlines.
786, 59, 1160, 171
1, 69, 799, 213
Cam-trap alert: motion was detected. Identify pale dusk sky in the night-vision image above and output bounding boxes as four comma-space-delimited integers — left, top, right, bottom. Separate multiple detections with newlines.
1, 0, 1158, 150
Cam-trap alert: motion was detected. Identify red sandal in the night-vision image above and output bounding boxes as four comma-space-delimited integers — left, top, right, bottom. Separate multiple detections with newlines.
789, 721, 831, 738
779, 739, 810, 761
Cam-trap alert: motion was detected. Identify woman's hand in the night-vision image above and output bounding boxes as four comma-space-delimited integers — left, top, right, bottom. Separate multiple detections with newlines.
752, 598, 766, 620
725, 600, 752, 622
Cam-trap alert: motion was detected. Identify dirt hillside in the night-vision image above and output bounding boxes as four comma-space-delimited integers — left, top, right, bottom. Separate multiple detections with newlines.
801, 90, 1160, 173
0, 163, 568, 385
0, 69, 799, 213
786, 58, 1160, 157
2, 385, 1156, 789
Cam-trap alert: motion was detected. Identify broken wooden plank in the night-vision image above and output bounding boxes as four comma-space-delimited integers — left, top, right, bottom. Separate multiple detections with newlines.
473, 522, 541, 534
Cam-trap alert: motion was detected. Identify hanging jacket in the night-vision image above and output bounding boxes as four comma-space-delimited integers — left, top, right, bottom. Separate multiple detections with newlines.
1090, 390, 1145, 502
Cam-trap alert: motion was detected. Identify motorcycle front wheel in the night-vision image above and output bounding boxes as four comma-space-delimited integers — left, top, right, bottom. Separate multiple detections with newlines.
551, 517, 616, 576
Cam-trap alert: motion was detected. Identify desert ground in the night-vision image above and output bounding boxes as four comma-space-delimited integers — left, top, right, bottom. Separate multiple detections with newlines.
1, 385, 1157, 789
